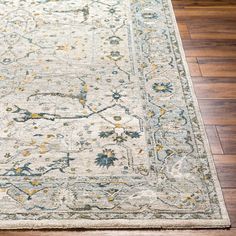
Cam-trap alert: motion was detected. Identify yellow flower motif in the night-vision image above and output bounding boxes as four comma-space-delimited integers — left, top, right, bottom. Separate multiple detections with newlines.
83, 84, 88, 92
21, 150, 31, 157
115, 123, 122, 128
147, 110, 155, 118
31, 113, 42, 119
151, 64, 158, 70
24, 189, 38, 196
30, 180, 41, 186
108, 196, 114, 202
0, 75, 6, 80
155, 144, 163, 152
39, 143, 48, 154
160, 108, 166, 116
156, 85, 166, 91
15, 167, 22, 173
106, 150, 114, 158
79, 99, 86, 106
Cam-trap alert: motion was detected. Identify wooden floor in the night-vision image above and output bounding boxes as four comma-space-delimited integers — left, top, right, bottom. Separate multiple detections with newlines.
1, 0, 236, 235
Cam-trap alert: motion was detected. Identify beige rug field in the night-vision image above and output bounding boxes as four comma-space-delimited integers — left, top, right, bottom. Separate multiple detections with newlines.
0, 0, 230, 229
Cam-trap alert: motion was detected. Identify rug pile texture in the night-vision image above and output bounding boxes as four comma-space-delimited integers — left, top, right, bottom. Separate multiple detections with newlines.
0, 0, 230, 229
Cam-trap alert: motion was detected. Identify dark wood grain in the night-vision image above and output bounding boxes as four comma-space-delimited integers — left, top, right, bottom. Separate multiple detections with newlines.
198, 99, 236, 125
217, 126, 236, 154
189, 23, 236, 40
198, 58, 236, 77
178, 23, 191, 40
1, 0, 236, 235
192, 77, 236, 99
223, 189, 236, 228
183, 40, 236, 57
214, 155, 236, 188
205, 125, 224, 154
174, 9, 236, 23
186, 57, 202, 76
172, 0, 236, 8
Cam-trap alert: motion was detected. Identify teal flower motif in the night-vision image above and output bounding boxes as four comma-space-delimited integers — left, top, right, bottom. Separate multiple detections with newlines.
112, 91, 122, 101
152, 82, 173, 93
99, 130, 115, 138
95, 149, 118, 168
125, 131, 140, 138
99, 129, 141, 143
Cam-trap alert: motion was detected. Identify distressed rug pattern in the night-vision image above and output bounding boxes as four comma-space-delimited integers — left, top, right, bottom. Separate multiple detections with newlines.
0, 0, 230, 229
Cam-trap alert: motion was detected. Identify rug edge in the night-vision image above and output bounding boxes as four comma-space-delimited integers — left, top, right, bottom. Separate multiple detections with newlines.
166, 0, 231, 228
0, 218, 231, 229
0, 0, 231, 229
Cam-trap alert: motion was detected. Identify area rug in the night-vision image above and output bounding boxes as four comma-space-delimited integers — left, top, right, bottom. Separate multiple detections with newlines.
0, 0, 230, 229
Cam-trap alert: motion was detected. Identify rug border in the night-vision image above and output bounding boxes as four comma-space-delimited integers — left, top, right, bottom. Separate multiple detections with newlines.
0, 218, 231, 229
166, 0, 230, 228
0, 0, 231, 229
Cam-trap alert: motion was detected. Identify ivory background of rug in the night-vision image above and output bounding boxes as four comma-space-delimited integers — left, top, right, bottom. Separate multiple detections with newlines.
0, 0, 230, 229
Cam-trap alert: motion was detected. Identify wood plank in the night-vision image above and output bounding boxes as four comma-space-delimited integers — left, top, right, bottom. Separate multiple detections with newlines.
186, 57, 202, 76
174, 9, 236, 21
192, 77, 236, 99
205, 125, 224, 154
183, 40, 236, 57
178, 23, 191, 40
173, 0, 236, 8
217, 126, 236, 154
198, 100, 236, 125
189, 23, 236, 40
214, 155, 236, 188
2, 0, 236, 235
223, 189, 236, 228
197, 58, 236, 77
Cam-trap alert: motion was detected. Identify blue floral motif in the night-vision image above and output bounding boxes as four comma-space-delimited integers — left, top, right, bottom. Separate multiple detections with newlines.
152, 82, 173, 93
99, 129, 140, 143
125, 131, 140, 138
99, 130, 115, 138
95, 149, 118, 168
